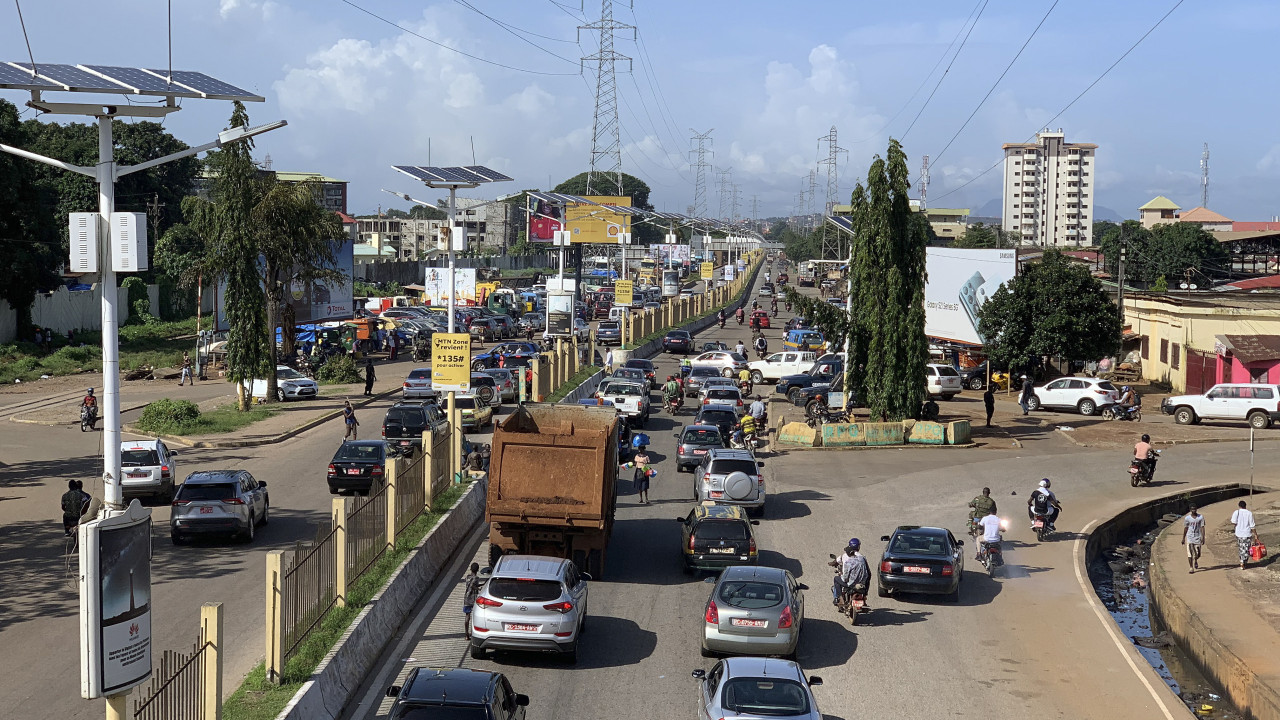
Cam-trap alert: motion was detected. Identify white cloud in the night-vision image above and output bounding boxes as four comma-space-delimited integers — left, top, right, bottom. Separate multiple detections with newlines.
1257, 144, 1280, 173
218, 0, 276, 21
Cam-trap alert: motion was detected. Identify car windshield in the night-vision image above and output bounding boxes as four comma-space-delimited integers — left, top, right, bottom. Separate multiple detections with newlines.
700, 410, 737, 424
668, 331, 691, 339
334, 444, 382, 462
487, 578, 562, 602
718, 580, 784, 609
614, 370, 643, 379
721, 678, 810, 716
690, 368, 718, 378
729, 353, 748, 362
121, 449, 160, 467
625, 360, 653, 370
712, 459, 759, 476
706, 389, 739, 401
385, 409, 423, 426
455, 397, 478, 409
600, 322, 619, 330
176, 483, 237, 501
277, 368, 307, 380
407, 369, 431, 379
935, 366, 960, 377
683, 429, 723, 444
393, 706, 488, 720
891, 532, 949, 555
697, 519, 749, 541
1097, 381, 1118, 391
610, 384, 644, 397
798, 332, 822, 344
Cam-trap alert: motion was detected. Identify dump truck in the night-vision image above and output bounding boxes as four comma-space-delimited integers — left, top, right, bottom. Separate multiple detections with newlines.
486, 403, 620, 578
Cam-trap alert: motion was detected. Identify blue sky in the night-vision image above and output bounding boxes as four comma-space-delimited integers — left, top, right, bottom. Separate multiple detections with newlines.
3, 0, 1278, 222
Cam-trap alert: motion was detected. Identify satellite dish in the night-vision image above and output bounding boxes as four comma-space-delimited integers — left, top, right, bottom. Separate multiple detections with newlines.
1179, 283, 1189, 289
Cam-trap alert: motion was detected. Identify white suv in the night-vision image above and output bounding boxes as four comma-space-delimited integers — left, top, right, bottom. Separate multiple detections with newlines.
1162, 383, 1280, 429
925, 364, 962, 400
120, 439, 178, 502
691, 350, 749, 378
1025, 377, 1118, 416
470, 555, 589, 664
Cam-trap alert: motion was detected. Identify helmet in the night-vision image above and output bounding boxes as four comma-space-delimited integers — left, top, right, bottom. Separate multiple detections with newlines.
1123, 386, 1130, 392
1038, 479, 1049, 488
87, 388, 95, 395
848, 538, 861, 549
1141, 434, 1150, 443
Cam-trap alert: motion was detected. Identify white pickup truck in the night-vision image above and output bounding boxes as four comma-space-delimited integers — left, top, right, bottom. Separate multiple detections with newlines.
596, 379, 651, 426
747, 351, 817, 384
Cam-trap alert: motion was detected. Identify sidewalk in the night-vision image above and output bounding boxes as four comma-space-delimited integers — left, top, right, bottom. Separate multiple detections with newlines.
1150, 492, 1280, 720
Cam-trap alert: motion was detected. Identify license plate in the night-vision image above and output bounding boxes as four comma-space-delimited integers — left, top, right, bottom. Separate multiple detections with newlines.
693, 449, 707, 455
504, 623, 539, 632
199, 507, 214, 514
709, 491, 723, 498
127, 472, 148, 478
708, 547, 735, 554
346, 468, 362, 475
731, 618, 766, 628
399, 440, 411, 446
1033, 519, 1044, 528
904, 566, 930, 574
852, 599, 865, 610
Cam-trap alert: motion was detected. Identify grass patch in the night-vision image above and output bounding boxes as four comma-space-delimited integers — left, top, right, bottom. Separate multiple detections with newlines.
545, 365, 602, 403
133, 400, 279, 436
223, 483, 469, 720
0, 317, 199, 383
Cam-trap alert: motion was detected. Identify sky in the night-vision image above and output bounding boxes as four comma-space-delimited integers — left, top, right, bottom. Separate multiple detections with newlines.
3, 0, 1279, 223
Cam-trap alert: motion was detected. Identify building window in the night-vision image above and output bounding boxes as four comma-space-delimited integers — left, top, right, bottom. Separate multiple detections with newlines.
1171, 343, 1180, 369
1159, 339, 1168, 364
1141, 336, 1149, 360
1014, 172, 1021, 176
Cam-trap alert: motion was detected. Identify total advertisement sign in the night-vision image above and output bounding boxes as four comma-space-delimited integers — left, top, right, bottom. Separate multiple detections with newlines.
79, 501, 153, 698
423, 267, 477, 307
924, 248, 1017, 346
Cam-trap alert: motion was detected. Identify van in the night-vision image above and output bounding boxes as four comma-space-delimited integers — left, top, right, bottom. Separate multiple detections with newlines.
609, 305, 630, 323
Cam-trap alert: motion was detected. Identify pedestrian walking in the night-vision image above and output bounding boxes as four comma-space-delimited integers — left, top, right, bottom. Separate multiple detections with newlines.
525, 324, 534, 341
363, 359, 376, 397
462, 562, 482, 638
1182, 505, 1206, 572
343, 400, 359, 440
1231, 500, 1258, 570
179, 351, 194, 386
34, 328, 43, 352
60, 480, 82, 536
1018, 375, 1033, 415
983, 385, 996, 427
624, 445, 654, 504
43, 328, 52, 353
389, 332, 399, 361
604, 349, 614, 374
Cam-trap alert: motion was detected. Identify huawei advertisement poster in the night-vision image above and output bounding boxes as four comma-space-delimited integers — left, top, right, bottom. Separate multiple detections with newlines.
924, 248, 1017, 346
99, 518, 152, 694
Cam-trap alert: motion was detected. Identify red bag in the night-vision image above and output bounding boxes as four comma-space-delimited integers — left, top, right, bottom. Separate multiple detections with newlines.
1250, 543, 1268, 561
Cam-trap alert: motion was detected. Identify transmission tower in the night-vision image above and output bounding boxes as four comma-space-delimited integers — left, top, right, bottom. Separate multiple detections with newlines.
919, 155, 931, 210
751, 195, 759, 233
716, 167, 734, 221
689, 129, 714, 218
579, 0, 634, 196
1200, 143, 1210, 208
805, 170, 818, 227
817, 126, 848, 259
730, 184, 742, 222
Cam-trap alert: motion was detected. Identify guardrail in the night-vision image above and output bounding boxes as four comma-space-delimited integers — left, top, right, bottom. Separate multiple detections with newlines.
131, 603, 222, 720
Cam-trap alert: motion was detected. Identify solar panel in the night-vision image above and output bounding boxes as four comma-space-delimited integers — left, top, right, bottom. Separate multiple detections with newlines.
394, 165, 515, 187
826, 216, 855, 233
392, 166, 434, 182
147, 70, 261, 100
83, 66, 185, 93
0, 63, 57, 88
465, 166, 513, 182
426, 166, 485, 183
11, 63, 128, 92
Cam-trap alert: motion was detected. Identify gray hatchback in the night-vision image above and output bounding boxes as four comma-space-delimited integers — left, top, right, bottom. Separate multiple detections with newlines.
170, 470, 269, 545
674, 424, 726, 473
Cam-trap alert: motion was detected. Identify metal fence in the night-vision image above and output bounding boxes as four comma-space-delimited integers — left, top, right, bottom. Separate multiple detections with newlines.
395, 455, 427, 539
348, 484, 389, 582
280, 523, 339, 665
132, 638, 209, 720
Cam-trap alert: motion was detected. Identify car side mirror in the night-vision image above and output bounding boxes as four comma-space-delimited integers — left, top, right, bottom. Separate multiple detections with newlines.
807, 675, 823, 686
515, 694, 530, 706
580, 572, 592, 582
880, 535, 891, 542
956, 540, 964, 546
385, 686, 401, 697
797, 583, 809, 591
257, 481, 267, 487
675, 517, 686, 523
828, 553, 836, 559
691, 669, 706, 679
703, 576, 716, 583
757, 461, 765, 467
168, 451, 178, 457
750, 520, 760, 526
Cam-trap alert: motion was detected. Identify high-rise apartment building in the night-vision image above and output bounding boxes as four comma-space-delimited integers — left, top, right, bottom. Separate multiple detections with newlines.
1001, 130, 1096, 247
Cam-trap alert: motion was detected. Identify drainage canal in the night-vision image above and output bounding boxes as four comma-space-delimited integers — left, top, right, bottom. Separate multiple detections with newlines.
1089, 518, 1240, 719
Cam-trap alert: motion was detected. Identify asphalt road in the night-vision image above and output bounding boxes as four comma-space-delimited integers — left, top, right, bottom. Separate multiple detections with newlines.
0, 278, 714, 719
338, 263, 1263, 720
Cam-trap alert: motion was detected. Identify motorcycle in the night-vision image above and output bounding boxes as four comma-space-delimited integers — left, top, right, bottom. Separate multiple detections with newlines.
736, 313, 744, 325
718, 315, 727, 329
1128, 449, 1161, 487
1101, 403, 1142, 422
79, 404, 98, 432
756, 347, 768, 360
805, 401, 849, 428
663, 394, 682, 414
738, 379, 753, 397
1031, 511, 1054, 542
976, 538, 1004, 576
828, 554, 868, 625
729, 431, 759, 450
772, 307, 779, 318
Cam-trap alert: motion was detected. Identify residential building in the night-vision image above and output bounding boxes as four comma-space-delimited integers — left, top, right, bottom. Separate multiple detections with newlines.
1001, 129, 1097, 247
906, 201, 970, 241
1177, 206, 1233, 232
1139, 196, 1180, 229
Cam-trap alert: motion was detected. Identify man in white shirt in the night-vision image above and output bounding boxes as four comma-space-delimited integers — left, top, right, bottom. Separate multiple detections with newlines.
1181, 505, 1205, 573
978, 510, 1003, 564
1231, 500, 1259, 570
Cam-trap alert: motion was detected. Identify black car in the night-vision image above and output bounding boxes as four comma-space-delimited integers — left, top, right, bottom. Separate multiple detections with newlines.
673, 423, 727, 472
386, 667, 528, 720
382, 400, 448, 454
663, 330, 693, 354
877, 525, 965, 601
328, 440, 390, 495
959, 362, 991, 391
472, 342, 540, 371
694, 406, 740, 442
777, 360, 844, 405
685, 366, 721, 398
623, 358, 658, 385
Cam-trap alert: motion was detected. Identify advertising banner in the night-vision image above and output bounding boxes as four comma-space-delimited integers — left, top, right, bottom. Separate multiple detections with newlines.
527, 195, 564, 242
723, 266, 736, 282
614, 280, 634, 307
545, 291, 574, 337
423, 267, 477, 307
289, 233, 354, 323
924, 248, 1017, 345
431, 333, 472, 393
662, 270, 680, 297
700, 262, 714, 280
565, 195, 632, 244
79, 501, 153, 699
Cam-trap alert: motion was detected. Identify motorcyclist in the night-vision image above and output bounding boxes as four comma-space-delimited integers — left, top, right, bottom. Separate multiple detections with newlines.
770, 297, 779, 314
1027, 479, 1061, 531
81, 388, 97, 413
732, 414, 758, 447
967, 487, 997, 531
831, 539, 871, 607
977, 509, 1003, 561
735, 306, 745, 324
663, 375, 681, 410
1117, 385, 1136, 409
718, 308, 727, 328
754, 334, 768, 357
738, 366, 752, 395
749, 395, 766, 423
734, 340, 746, 357
679, 357, 692, 379
1134, 433, 1155, 476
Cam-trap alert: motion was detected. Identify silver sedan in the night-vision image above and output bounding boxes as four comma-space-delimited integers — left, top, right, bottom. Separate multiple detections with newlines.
692, 656, 823, 720
701, 565, 805, 658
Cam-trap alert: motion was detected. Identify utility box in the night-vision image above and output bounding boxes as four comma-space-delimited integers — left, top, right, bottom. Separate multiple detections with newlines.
109, 212, 148, 272
69, 212, 99, 274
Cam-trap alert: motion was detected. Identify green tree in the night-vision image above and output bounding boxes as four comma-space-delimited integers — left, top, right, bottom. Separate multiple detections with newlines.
1092, 219, 1119, 247
0, 100, 60, 335
977, 249, 1121, 372
409, 203, 446, 220
952, 222, 1016, 249
154, 202, 212, 289
1096, 220, 1225, 287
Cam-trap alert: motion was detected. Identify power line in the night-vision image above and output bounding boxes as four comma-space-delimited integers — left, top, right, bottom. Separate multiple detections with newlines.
932, 0, 1186, 204
451, 0, 578, 63
338, 0, 579, 76
454, 0, 578, 43
900, 0, 988, 141
930, 0, 1059, 167
13, 0, 37, 75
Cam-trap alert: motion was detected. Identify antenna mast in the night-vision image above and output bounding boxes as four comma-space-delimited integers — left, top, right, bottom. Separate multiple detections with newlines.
1200, 143, 1210, 208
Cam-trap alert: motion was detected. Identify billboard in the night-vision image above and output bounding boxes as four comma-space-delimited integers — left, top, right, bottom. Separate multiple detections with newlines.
431, 333, 472, 393
565, 195, 632, 244
79, 502, 152, 698
545, 290, 574, 337
423, 267, 477, 306
527, 195, 564, 242
288, 232, 354, 323
924, 248, 1017, 346
656, 244, 691, 267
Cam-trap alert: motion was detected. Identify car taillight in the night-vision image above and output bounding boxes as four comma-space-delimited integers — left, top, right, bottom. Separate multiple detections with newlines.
677, 444, 685, 454
543, 601, 574, 614
327, 464, 336, 475
223, 497, 244, 504
475, 596, 503, 608
172, 499, 189, 506
689, 533, 697, 552
737, 400, 742, 406
160, 465, 170, 477
705, 600, 719, 624
372, 465, 384, 476
403, 382, 410, 387
778, 604, 793, 629
703, 399, 709, 404
748, 536, 757, 554
941, 564, 954, 576
880, 560, 892, 573
757, 476, 764, 488
381, 428, 387, 438
703, 473, 711, 483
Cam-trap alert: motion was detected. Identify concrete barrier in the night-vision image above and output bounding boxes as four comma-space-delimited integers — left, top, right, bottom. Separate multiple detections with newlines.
946, 420, 971, 445
560, 368, 606, 405
905, 420, 946, 445
821, 423, 862, 447
862, 422, 904, 446
778, 421, 819, 447
274, 479, 488, 720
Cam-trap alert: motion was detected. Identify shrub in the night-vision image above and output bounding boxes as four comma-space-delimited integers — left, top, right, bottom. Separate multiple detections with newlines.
316, 353, 362, 384
136, 398, 202, 434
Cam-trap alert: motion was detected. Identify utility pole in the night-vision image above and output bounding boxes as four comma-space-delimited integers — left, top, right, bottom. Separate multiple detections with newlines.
751, 194, 759, 234
730, 183, 742, 223
579, 0, 634, 196
689, 129, 713, 218
1201, 143, 1210, 209
1117, 225, 1127, 327
146, 192, 165, 268
918, 155, 930, 210
806, 170, 818, 229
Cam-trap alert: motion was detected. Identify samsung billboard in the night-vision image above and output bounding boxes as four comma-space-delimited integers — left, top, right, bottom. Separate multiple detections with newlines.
924, 248, 1017, 346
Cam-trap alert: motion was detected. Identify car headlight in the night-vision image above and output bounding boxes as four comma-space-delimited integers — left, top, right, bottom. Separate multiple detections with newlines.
282, 382, 297, 389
